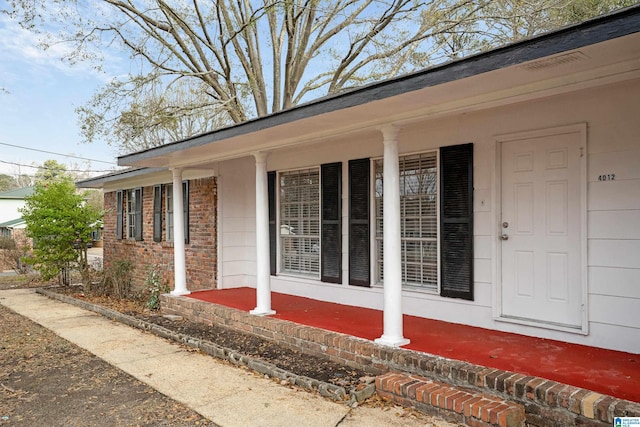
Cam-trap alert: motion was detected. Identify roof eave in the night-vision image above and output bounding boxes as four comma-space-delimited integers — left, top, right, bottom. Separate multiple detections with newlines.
76, 168, 165, 189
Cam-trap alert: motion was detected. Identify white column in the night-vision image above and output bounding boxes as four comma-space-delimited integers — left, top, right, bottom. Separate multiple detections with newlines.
170, 167, 190, 296
375, 125, 410, 347
251, 152, 275, 315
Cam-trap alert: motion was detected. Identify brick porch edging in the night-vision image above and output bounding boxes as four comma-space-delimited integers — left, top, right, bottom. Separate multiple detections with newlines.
161, 293, 640, 427
377, 372, 525, 427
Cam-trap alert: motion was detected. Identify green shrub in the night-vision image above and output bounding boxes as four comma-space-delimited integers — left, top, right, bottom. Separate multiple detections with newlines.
0, 236, 16, 250
90, 259, 132, 298
144, 264, 169, 310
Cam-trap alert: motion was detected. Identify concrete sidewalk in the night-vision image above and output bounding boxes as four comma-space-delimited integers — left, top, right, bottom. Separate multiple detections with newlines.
0, 289, 454, 427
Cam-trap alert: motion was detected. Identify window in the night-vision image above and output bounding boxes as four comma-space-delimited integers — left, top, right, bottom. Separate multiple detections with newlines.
267, 144, 472, 299
375, 152, 438, 291
166, 184, 174, 241
116, 190, 123, 240
279, 168, 320, 277
153, 185, 162, 242
126, 188, 143, 240
164, 182, 190, 243
269, 164, 341, 282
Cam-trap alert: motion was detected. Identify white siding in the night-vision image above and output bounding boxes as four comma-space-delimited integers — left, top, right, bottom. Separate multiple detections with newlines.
218, 157, 256, 288
588, 210, 640, 239
589, 294, 640, 329
589, 180, 640, 210
587, 142, 640, 342
589, 149, 640, 181
0, 199, 26, 223
589, 267, 640, 298
589, 240, 640, 269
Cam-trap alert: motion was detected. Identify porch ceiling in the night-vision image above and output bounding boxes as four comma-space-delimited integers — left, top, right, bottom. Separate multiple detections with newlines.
118, 8, 640, 171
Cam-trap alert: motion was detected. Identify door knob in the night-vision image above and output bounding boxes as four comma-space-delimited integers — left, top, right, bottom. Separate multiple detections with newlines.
499, 234, 509, 240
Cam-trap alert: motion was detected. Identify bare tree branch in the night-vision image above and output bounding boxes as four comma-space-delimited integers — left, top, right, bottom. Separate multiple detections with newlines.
6, 0, 632, 152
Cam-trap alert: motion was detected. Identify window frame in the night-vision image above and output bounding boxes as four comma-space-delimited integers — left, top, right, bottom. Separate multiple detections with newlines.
373, 150, 441, 293
126, 187, 143, 241
165, 184, 174, 242
116, 190, 123, 240
164, 181, 189, 244
153, 185, 162, 242
277, 167, 321, 279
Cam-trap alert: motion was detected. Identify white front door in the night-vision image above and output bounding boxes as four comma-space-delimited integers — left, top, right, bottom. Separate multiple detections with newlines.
500, 126, 585, 329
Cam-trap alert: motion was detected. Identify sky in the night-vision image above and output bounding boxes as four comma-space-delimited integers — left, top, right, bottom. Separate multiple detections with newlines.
0, 12, 122, 180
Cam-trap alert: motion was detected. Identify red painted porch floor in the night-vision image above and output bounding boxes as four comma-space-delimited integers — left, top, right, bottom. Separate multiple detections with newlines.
188, 287, 640, 403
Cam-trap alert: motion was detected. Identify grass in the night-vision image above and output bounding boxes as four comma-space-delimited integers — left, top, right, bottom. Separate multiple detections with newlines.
0, 272, 42, 289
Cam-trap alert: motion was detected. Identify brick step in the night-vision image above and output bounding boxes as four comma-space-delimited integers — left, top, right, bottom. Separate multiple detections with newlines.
376, 372, 525, 427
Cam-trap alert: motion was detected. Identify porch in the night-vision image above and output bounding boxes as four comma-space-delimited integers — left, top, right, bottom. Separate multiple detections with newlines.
161, 287, 639, 425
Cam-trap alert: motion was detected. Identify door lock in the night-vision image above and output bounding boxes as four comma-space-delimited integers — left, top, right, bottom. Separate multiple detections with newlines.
502, 222, 509, 228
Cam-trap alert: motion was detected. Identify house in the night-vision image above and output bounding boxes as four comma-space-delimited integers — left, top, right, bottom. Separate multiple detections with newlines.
0, 217, 26, 238
0, 186, 34, 271
0, 186, 34, 237
0, 186, 33, 240
78, 6, 640, 354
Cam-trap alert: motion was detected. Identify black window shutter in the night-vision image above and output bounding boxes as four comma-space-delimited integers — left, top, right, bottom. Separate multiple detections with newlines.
440, 143, 474, 300
183, 181, 189, 244
268, 171, 276, 275
134, 187, 143, 241
153, 185, 162, 242
348, 159, 370, 287
116, 190, 123, 240
321, 162, 342, 283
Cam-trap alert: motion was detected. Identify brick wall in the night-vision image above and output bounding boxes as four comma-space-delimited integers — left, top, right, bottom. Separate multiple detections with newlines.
103, 177, 217, 292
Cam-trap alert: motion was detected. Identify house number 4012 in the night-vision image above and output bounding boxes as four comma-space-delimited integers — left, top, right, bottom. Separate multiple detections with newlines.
598, 174, 615, 181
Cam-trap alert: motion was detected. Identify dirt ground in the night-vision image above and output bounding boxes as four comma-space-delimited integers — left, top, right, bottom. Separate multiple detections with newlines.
0, 304, 216, 427
0, 277, 216, 426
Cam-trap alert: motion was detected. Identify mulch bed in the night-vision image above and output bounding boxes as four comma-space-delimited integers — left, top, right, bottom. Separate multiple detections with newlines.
52, 286, 370, 392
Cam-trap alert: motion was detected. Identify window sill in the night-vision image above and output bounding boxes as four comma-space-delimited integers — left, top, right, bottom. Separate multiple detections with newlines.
372, 282, 439, 295
277, 272, 320, 282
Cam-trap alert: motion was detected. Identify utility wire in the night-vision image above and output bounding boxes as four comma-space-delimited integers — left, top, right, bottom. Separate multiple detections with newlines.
0, 159, 118, 174
0, 142, 117, 165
